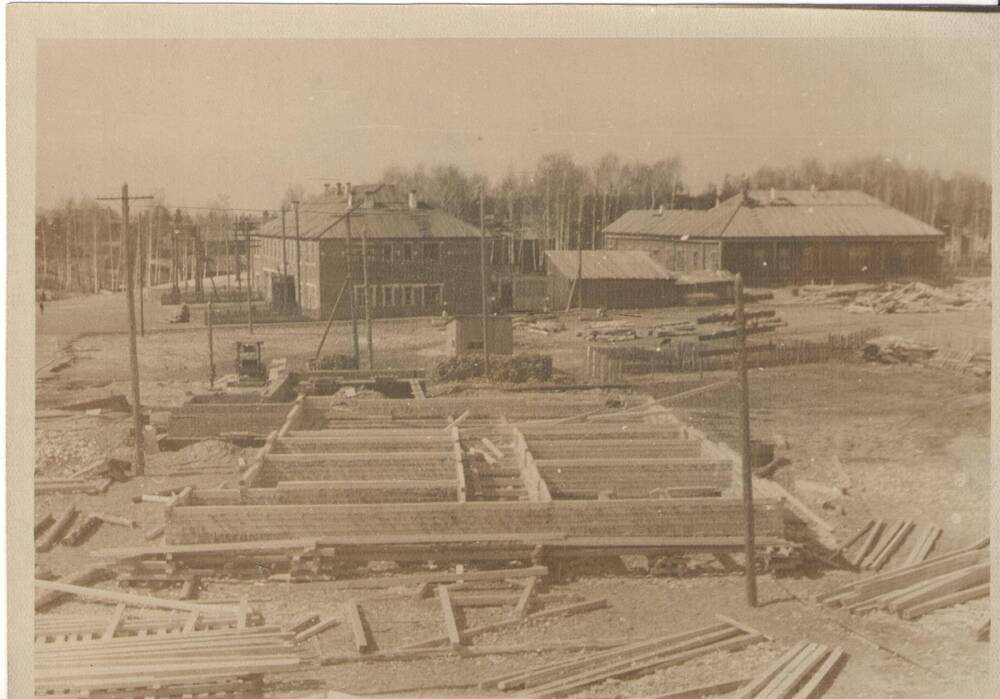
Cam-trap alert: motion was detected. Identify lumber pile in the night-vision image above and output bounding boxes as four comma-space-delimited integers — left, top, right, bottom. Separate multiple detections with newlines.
649, 320, 697, 338
34, 624, 311, 695
817, 537, 989, 619
735, 640, 846, 698
585, 322, 637, 342
480, 615, 766, 698
839, 519, 916, 571
861, 336, 938, 364
35, 465, 114, 495
839, 520, 940, 571
697, 308, 777, 324
514, 317, 566, 335
845, 280, 990, 314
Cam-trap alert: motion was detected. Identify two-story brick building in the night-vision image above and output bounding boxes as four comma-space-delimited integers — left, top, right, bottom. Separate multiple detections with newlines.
252, 183, 503, 319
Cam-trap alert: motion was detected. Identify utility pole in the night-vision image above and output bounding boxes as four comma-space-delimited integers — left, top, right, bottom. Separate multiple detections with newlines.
207, 301, 215, 388
280, 206, 289, 312
232, 220, 241, 294
293, 200, 302, 311
576, 206, 584, 311
479, 187, 490, 375
40, 217, 48, 290
734, 273, 757, 607
92, 211, 99, 293
359, 223, 374, 369
345, 211, 361, 368
244, 217, 254, 334
137, 211, 145, 337
97, 183, 153, 475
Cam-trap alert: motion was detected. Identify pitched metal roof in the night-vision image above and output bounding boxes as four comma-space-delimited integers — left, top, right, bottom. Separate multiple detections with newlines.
545, 250, 673, 280
603, 190, 943, 241
255, 184, 481, 240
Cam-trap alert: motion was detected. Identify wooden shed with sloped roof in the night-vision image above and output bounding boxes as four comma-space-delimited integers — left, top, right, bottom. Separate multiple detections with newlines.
544, 250, 677, 310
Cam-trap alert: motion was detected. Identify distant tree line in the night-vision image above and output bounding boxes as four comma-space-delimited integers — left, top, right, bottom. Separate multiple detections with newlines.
36, 153, 990, 292
383, 153, 990, 253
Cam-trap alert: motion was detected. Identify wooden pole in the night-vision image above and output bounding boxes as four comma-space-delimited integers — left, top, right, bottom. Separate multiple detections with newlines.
207, 301, 215, 388
359, 222, 374, 369
293, 200, 302, 312
121, 184, 144, 474
92, 210, 99, 293
734, 273, 757, 607
480, 187, 490, 374
245, 218, 254, 334
313, 278, 349, 363
40, 217, 48, 291
345, 211, 360, 368
280, 206, 289, 312
138, 212, 146, 337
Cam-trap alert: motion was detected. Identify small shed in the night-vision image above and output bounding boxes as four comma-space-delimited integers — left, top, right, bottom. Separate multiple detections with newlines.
545, 250, 677, 309
445, 315, 514, 356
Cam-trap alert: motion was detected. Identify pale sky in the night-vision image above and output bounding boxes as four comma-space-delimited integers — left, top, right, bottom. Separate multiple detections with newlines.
36, 38, 990, 210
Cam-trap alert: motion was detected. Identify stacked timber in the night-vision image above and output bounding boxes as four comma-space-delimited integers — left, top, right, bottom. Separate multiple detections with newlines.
735, 640, 846, 698
34, 625, 311, 695
839, 520, 940, 571
817, 537, 989, 619
480, 615, 766, 699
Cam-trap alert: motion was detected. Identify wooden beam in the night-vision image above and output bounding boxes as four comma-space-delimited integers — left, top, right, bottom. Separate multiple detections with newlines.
438, 586, 464, 647
33, 580, 240, 616
344, 600, 371, 654
102, 603, 128, 640
790, 647, 846, 699
514, 577, 538, 617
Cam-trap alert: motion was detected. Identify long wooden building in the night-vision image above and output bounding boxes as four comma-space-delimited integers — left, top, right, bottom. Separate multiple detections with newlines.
603, 189, 945, 286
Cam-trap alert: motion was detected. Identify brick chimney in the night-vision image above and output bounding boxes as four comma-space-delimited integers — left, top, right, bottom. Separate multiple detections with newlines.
409, 190, 418, 210
346, 182, 352, 208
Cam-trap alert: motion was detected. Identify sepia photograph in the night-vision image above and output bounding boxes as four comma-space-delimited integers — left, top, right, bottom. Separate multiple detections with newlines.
8, 6, 996, 699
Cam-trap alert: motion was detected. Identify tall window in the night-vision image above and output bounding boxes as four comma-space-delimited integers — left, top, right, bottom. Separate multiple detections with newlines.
422, 242, 440, 261
402, 243, 413, 261
424, 284, 443, 306
380, 243, 393, 263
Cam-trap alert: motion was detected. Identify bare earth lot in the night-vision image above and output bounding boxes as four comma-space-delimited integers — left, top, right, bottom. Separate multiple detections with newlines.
33, 284, 991, 698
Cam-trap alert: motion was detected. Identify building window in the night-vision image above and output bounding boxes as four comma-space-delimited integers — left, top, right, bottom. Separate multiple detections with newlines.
380, 243, 393, 263
423, 242, 440, 261
402, 243, 413, 261
354, 284, 377, 308
381, 285, 400, 307
402, 285, 417, 306
424, 284, 443, 306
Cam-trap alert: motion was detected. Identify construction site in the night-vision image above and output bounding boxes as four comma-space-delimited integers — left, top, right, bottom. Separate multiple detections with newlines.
21, 22, 994, 699
32, 266, 991, 699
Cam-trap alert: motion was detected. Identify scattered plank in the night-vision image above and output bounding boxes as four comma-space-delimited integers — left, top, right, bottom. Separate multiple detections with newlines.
35, 506, 78, 553
643, 678, 750, 699
33, 579, 240, 616
294, 617, 339, 643
514, 577, 538, 618
344, 600, 372, 654
35, 566, 113, 611
438, 585, 464, 647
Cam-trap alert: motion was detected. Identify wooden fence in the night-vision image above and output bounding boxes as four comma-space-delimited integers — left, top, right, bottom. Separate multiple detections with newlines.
588, 327, 882, 381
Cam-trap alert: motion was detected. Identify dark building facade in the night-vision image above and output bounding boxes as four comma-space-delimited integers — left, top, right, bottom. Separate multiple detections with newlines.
603, 190, 945, 286
252, 183, 504, 319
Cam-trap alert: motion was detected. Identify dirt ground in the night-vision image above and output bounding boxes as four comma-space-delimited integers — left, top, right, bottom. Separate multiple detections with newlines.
32, 281, 991, 698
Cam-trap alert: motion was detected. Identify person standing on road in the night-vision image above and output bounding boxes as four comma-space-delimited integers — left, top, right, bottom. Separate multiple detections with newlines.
38, 289, 46, 315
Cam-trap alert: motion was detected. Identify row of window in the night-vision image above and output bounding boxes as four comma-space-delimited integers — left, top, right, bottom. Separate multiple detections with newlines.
365, 242, 441, 263
260, 238, 318, 263
353, 283, 444, 308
